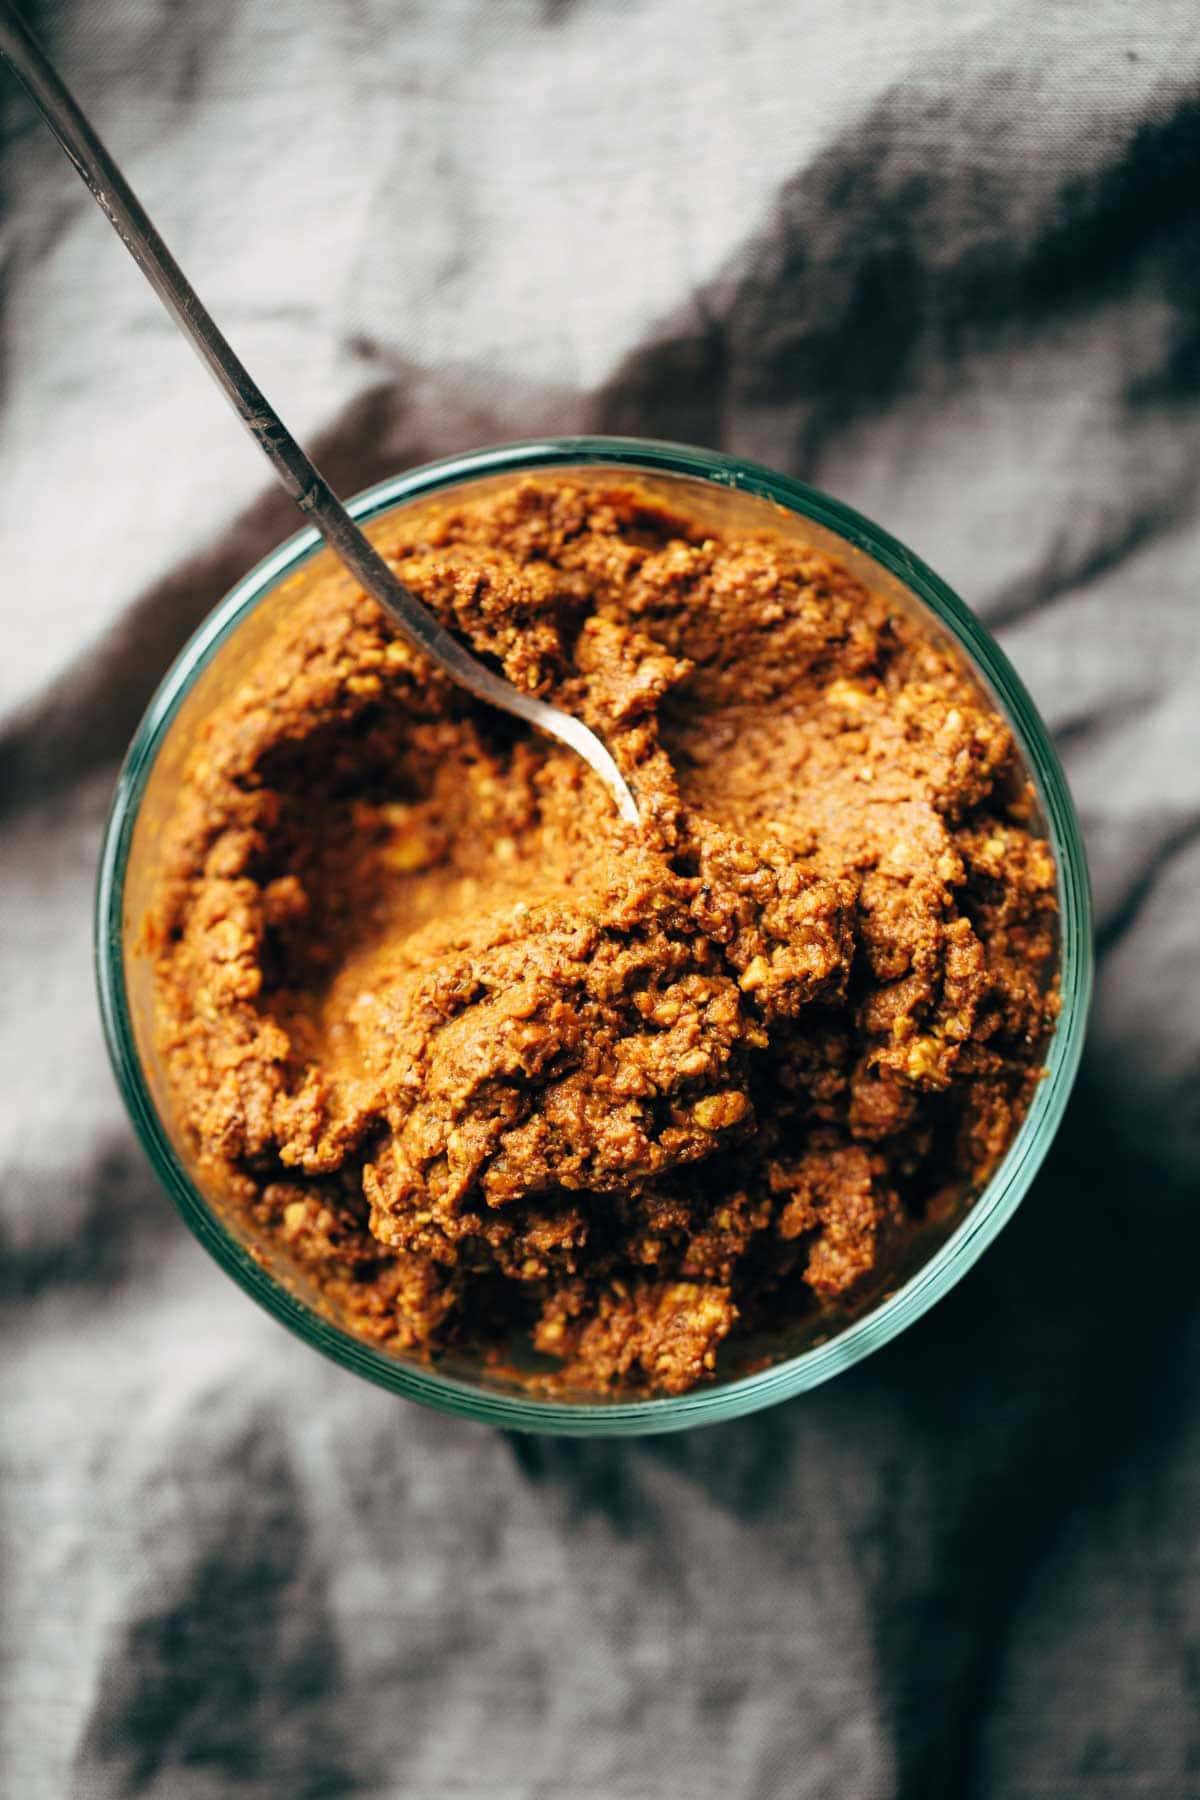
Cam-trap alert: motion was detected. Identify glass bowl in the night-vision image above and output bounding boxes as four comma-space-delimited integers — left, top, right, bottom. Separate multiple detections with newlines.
96, 436, 1093, 1436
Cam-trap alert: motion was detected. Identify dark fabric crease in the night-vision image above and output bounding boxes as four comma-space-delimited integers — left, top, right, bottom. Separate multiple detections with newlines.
1095, 812, 1200, 955
0, 1137, 177, 1303
70, 1398, 365, 1798
980, 491, 1199, 629
1048, 688, 1159, 753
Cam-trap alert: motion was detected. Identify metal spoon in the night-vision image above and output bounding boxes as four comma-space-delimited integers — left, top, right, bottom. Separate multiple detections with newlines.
0, 1, 639, 827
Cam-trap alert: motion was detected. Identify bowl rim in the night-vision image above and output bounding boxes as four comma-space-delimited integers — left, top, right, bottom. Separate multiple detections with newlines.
95, 434, 1093, 1436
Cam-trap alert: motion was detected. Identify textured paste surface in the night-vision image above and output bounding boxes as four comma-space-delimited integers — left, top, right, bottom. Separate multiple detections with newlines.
149, 479, 1058, 1395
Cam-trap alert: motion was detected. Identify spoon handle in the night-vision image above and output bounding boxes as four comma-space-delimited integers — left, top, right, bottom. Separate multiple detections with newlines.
0, 1, 639, 824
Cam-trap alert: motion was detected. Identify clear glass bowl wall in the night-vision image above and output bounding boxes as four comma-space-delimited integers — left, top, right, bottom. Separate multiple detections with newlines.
96, 438, 1093, 1436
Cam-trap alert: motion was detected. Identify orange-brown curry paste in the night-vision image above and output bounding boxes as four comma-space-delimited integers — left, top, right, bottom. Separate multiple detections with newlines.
149, 479, 1058, 1395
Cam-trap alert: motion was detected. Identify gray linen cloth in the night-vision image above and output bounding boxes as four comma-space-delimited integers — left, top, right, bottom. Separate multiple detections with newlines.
2, 2, 1198, 1795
